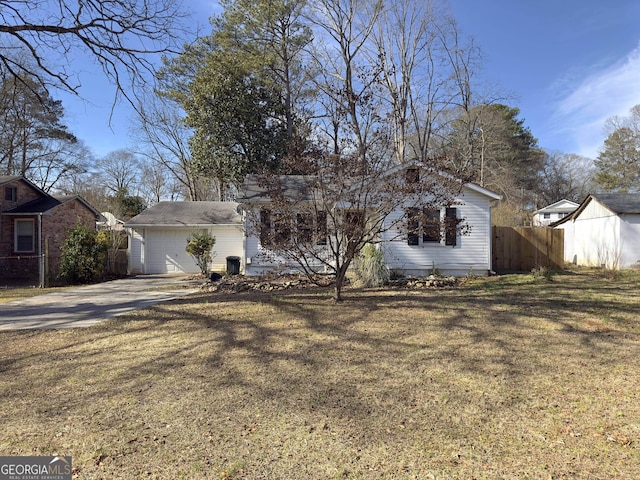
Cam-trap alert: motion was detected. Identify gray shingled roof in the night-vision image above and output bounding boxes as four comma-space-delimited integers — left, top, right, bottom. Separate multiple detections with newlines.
125, 202, 242, 226
238, 175, 316, 202
3, 196, 61, 214
0, 175, 21, 185
592, 193, 640, 214
3, 195, 101, 217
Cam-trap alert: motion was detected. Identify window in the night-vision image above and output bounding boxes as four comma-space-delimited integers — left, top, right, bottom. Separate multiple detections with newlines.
543, 212, 551, 219
405, 168, 419, 184
5, 186, 17, 202
423, 209, 441, 243
345, 210, 365, 247
15, 219, 35, 252
406, 207, 459, 247
407, 208, 441, 245
260, 209, 328, 247
296, 212, 313, 244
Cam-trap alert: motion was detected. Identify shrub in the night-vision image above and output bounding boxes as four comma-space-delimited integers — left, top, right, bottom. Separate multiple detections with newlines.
353, 243, 389, 288
186, 231, 216, 275
531, 265, 554, 282
59, 225, 109, 284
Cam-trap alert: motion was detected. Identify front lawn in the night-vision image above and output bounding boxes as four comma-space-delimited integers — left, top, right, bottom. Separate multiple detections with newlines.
0, 269, 638, 479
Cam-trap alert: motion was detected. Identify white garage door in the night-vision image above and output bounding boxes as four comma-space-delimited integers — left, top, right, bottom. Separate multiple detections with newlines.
143, 227, 244, 274
146, 228, 200, 274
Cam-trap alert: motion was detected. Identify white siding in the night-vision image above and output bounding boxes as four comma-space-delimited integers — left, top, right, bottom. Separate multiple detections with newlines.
382, 187, 493, 276
244, 231, 328, 275
562, 200, 622, 268
127, 228, 145, 274
244, 185, 497, 277
620, 214, 640, 268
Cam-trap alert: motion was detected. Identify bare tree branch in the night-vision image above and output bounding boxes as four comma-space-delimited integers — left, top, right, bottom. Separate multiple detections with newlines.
0, 0, 192, 114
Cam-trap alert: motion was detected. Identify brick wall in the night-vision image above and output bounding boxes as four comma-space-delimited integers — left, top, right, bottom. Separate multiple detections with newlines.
43, 200, 97, 280
0, 197, 97, 285
0, 180, 43, 277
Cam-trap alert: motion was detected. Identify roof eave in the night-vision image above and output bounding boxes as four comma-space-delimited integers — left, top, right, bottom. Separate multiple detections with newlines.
125, 223, 242, 228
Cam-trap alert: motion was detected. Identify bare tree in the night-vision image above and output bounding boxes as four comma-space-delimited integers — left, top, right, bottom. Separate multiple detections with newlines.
243, 158, 466, 301
243, 0, 472, 300
0, 0, 190, 110
538, 152, 594, 206
97, 149, 142, 196
133, 95, 213, 201
371, 0, 481, 166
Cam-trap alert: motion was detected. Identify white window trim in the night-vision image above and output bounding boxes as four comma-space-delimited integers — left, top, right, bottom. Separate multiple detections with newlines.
15, 218, 35, 253
407, 207, 458, 247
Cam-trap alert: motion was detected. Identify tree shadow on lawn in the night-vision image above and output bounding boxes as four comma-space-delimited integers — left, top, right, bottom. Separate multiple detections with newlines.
1, 274, 639, 478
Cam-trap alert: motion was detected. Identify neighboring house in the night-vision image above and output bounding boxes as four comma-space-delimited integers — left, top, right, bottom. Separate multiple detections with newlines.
554, 193, 640, 269
0, 176, 101, 284
533, 199, 579, 226
125, 201, 244, 274
239, 172, 502, 277
98, 212, 125, 231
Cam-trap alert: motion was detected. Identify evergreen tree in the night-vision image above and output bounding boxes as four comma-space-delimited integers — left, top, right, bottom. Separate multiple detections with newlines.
594, 108, 640, 193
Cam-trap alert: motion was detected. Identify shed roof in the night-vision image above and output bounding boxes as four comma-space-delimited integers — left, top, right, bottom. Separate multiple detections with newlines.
591, 193, 640, 214
125, 201, 242, 227
553, 193, 640, 227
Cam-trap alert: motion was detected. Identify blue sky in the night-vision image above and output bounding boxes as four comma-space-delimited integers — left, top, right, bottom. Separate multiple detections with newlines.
59, 0, 640, 160
449, 0, 640, 158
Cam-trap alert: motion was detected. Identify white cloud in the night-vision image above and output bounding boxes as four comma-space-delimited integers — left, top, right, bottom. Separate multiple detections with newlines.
550, 43, 640, 158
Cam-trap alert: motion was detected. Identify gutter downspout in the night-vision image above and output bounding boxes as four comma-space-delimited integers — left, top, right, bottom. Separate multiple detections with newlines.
38, 213, 44, 288
489, 200, 498, 275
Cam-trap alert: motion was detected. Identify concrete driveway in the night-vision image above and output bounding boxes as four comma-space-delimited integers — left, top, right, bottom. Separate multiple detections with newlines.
0, 275, 200, 330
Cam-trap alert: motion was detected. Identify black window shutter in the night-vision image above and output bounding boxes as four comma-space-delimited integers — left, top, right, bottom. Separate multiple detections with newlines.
316, 211, 327, 245
445, 207, 457, 246
407, 208, 419, 245
260, 209, 271, 245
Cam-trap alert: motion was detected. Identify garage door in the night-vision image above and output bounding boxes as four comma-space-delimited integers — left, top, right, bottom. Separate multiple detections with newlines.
146, 229, 200, 274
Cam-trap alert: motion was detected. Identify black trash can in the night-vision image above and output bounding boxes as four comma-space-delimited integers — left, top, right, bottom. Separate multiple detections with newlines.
226, 256, 241, 275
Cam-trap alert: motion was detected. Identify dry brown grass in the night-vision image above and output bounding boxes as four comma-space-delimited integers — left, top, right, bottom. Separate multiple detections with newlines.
0, 269, 639, 479
0, 286, 68, 304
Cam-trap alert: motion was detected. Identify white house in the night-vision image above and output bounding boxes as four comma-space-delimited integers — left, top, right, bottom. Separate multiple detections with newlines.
532, 199, 579, 226
239, 172, 502, 278
125, 202, 244, 274
554, 193, 640, 269
380, 183, 502, 276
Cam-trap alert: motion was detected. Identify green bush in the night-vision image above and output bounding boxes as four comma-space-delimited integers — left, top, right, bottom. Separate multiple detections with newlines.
59, 225, 109, 284
353, 243, 389, 288
186, 231, 216, 275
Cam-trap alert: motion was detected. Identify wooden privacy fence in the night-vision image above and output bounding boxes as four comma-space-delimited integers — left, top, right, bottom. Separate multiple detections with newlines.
492, 227, 564, 272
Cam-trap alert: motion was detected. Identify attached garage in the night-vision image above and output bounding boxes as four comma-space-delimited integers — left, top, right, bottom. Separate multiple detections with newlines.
125, 202, 244, 275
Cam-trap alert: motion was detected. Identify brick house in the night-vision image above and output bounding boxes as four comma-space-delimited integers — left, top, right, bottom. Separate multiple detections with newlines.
0, 176, 102, 285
